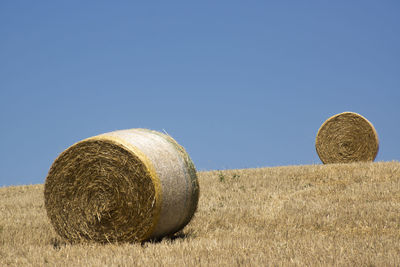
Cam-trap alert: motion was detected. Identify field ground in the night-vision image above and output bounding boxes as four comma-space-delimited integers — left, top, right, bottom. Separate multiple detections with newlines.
1, 161, 400, 266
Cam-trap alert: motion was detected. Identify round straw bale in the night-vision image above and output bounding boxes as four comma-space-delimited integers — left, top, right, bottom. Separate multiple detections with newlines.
315, 112, 379, 164
44, 129, 199, 243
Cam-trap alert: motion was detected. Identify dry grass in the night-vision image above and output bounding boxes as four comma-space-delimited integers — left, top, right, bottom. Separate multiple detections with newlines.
1, 161, 400, 266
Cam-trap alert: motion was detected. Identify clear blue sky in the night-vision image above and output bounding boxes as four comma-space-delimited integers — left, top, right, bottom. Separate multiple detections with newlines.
1, 1, 399, 186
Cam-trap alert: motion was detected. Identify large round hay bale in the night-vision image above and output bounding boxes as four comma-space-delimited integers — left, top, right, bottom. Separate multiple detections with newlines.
315, 112, 379, 164
44, 129, 199, 243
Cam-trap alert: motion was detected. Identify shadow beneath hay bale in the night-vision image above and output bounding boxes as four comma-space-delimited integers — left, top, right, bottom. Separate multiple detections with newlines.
49, 231, 192, 247
50, 237, 67, 250
144, 231, 191, 245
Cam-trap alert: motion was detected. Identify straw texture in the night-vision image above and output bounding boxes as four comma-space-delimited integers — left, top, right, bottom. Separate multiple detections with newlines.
44, 129, 199, 243
315, 112, 379, 164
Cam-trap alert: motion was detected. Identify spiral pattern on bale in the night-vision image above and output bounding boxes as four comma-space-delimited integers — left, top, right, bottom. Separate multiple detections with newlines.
44, 129, 199, 243
315, 112, 379, 164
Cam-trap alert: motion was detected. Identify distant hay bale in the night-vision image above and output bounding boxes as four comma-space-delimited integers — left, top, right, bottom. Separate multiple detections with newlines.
315, 112, 379, 164
44, 129, 199, 243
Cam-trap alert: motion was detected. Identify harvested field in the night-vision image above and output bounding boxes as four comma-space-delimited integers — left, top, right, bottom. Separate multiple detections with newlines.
1, 161, 400, 266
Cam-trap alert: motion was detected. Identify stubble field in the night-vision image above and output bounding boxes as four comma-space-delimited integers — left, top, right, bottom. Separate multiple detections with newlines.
1, 161, 400, 266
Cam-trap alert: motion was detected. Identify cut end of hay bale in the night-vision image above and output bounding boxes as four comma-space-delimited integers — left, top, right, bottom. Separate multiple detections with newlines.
44, 129, 199, 243
315, 112, 379, 164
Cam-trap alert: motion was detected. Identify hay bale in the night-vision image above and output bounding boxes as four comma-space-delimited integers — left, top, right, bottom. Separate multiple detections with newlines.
44, 129, 199, 243
315, 112, 379, 164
